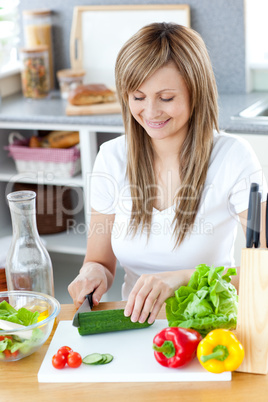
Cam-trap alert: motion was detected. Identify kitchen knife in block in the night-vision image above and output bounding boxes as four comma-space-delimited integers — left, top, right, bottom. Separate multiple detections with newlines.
246, 183, 259, 248
72, 293, 93, 327
252, 192, 261, 248
236, 248, 268, 374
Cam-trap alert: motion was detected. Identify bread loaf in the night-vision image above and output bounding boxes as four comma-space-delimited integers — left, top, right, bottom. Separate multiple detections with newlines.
41, 131, 79, 148
29, 136, 41, 148
68, 84, 116, 106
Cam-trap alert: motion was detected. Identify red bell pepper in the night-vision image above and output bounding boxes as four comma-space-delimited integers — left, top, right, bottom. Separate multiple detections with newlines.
153, 327, 202, 368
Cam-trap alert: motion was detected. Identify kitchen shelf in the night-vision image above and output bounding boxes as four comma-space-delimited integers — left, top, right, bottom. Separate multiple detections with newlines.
40, 207, 87, 255
41, 229, 87, 256
0, 157, 84, 187
0, 211, 87, 256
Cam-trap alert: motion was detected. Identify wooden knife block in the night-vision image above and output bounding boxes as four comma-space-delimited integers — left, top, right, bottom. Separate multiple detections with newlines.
236, 248, 268, 374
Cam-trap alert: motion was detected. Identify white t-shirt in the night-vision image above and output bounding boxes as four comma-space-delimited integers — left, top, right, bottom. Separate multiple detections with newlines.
90, 131, 267, 300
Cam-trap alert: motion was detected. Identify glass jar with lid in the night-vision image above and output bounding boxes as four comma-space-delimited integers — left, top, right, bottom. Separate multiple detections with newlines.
56, 69, 86, 99
22, 9, 54, 89
20, 46, 50, 99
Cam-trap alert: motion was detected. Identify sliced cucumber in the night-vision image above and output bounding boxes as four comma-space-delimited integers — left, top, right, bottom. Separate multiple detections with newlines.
82, 353, 103, 365
82, 353, 114, 365
102, 353, 113, 364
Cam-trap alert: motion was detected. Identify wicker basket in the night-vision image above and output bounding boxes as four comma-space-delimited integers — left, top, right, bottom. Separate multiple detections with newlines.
13, 183, 73, 234
5, 132, 81, 178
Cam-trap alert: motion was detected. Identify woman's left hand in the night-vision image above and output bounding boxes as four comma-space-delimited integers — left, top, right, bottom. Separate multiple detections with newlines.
124, 271, 184, 324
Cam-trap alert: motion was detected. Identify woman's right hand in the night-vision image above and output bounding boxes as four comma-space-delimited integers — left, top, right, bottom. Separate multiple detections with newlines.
68, 262, 109, 308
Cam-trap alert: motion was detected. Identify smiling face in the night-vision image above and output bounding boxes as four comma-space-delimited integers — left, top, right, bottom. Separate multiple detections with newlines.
128, 62, 191, 146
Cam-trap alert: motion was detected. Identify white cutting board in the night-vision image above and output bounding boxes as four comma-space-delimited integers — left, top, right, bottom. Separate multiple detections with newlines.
38, 320, 231, 382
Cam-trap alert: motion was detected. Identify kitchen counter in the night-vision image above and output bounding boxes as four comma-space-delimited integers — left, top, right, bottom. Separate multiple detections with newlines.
1, 91, 268, 133
0, 301, 267, 402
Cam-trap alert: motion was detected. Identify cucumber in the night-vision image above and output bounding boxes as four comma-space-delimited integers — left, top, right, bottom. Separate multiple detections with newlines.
82, 353, 103, 365
82, 353, 114, 365
78, 309, 154, 336
102, 353, 113, 364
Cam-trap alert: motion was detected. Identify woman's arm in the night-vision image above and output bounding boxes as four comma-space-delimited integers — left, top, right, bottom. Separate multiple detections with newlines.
68, 208, 117, 308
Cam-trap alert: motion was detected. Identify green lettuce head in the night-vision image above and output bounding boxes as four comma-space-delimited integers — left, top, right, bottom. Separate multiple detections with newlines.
165, 264, 238, 337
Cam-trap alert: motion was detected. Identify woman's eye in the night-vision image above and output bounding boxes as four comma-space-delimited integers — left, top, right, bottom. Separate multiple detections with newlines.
161, 97, 174, 102
133, 96, 145, 101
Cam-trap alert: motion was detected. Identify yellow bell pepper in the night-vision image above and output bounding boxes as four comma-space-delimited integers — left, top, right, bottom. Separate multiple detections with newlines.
37, 310, 49, 322
197, 329, 244, 373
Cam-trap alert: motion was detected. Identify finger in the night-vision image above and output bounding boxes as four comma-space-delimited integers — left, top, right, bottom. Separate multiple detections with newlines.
92, 281, 107, 305
129, 284, 153, 322
138, 287, 162, 323
124, 280, 144, 317
147, 291, 167, 324
67, 282, 80, 307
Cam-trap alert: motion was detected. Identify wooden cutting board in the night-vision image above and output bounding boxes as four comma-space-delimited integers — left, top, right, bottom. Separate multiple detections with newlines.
66, 101, 121, 116
38, 319, 231, 382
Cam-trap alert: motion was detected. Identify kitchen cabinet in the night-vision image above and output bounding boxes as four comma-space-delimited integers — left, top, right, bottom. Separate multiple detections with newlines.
0, 120, 124, 302
0, 123, 124, 256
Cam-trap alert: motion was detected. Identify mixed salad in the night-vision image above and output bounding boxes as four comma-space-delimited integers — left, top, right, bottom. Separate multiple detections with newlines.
0, 300, 44, 360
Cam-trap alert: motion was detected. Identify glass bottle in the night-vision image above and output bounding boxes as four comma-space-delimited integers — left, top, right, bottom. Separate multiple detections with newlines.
5, 190, 54, 296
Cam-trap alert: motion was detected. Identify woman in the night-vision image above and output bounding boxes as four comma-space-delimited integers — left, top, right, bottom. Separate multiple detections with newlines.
68, 23, 267, 324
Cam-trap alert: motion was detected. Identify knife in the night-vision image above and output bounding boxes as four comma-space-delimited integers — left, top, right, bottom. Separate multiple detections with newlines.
72, 292, 94, 327
246, 183, 259, 248
253, 191, 261, 248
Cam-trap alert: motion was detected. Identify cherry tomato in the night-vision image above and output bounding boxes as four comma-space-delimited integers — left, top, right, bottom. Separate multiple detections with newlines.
52, 353, 67, 369
67, 351, 82, 368
57, 346, 73, 359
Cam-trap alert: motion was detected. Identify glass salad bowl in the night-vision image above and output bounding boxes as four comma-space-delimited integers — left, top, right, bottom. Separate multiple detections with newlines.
0, 290, 60, 361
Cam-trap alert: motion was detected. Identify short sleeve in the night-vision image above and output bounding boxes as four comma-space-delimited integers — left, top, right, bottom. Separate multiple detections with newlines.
90, 145, 118, 214
228, 138, 267, 214
89, 136, 126, 214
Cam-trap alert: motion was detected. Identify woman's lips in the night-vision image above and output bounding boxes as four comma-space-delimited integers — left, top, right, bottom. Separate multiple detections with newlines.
145, 118, 171, 129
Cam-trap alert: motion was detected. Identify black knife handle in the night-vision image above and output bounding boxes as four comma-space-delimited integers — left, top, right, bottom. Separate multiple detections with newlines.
253, 192, 261, 248
246, 183, 259, 248
86, 292, 94, 309
266, 193, 268, 248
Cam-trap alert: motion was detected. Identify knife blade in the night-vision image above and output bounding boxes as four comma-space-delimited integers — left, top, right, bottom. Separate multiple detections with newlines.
253, 191, 261, 248
72, 292, 94, 327
246, 183, 259, 248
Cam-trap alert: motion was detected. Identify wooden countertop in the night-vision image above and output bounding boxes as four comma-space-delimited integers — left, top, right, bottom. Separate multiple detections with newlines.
0, 301, 268, 402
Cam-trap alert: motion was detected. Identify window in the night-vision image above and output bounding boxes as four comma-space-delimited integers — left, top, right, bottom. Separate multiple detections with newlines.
245, 0, 268, 91
0, 0, 20, 72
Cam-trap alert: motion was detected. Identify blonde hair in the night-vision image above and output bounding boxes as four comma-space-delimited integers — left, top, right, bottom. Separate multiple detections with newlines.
115, 22, 219, 247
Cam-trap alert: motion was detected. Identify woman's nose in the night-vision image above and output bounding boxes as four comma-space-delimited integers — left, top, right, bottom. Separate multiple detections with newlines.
144, 100, 162, 119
